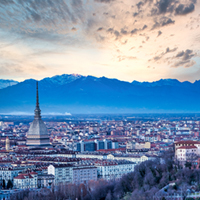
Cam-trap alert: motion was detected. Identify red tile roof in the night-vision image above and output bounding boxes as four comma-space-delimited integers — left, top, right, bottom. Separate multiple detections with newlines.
177, 146, 197, 149
14, 174, 26, 180
175, 140, 200, 145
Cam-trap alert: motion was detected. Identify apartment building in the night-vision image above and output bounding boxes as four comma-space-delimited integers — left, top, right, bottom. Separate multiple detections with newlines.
14, 172, 38, 189
76, 139, 118, 152
174, 140, 200, 158
0, 166, 24, 187
73, 166, 97, 184
95, 160, 135, 180
48, 164, 73, 185
176, 146, 198, 162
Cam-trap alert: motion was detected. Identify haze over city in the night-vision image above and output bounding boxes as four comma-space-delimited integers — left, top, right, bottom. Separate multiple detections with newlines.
0, 0, 200, 82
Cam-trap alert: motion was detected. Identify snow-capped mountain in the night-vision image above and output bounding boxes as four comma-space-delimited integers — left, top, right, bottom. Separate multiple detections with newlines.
0, 79, 18, 89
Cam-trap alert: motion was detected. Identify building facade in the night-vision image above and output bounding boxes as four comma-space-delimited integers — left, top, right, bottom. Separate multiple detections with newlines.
48, 164, 73, 185
73, 166, 97, 184
76, 139, 118, 152
38, 174, 54, 188
174, 140, 200, 159
96, 161, 135, 180
14, 172, 38, 189
176, 146, 198, 162
0, 166, 24, 188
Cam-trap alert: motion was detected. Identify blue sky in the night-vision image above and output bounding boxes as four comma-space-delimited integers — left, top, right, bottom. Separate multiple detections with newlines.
0, 0, 199, 82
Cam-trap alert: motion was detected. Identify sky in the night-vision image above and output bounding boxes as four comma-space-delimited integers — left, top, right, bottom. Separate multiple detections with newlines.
0, 0, 200, 83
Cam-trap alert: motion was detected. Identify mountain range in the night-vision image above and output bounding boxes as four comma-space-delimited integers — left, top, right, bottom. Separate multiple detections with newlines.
0, 79, 18, 89
0, 74, 200, 114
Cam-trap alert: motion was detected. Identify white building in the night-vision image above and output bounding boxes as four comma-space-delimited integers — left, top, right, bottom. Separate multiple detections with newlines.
107, 154, 149, 164
76, 153, 107, 160
176, 127, 191, 135
95, 161, 135, 180
176, 146, 198, 162
174, 140, 200, 158
0, 166, 24, 188
14, 172, 38, 189
73, 166, 97, 184
48, 164, 73, 185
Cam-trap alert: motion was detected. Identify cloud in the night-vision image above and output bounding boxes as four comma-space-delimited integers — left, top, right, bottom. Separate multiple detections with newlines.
142, 25, 147, 30
95, 0, 115, 3
121, 28, 128, 35
145, 0, 196, 16
152, 17, 175, 29
172, 49, 196, 67
175, 3, 195, 15
156, 0, 173, 13
97, 27, 103, 31
161, 18, 175, 26
117, 55, 137, 62
71, 27, 77, 31
151, 47, 178, 62
131, 28, 138, 35
133, 12, 139, 17
166, 47, 177, 53
0, 0, 14, 5
157, 30, 162, 37
175, 49, 194, 60
29, 9, 42, 22
136, 1, 144, 9
71, 0, 82, 7
172, 60, 196, 68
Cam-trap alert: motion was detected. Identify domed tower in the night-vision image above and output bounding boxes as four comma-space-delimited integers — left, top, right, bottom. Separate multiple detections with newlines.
26, 81, 51, 147
5, 136, 10, 151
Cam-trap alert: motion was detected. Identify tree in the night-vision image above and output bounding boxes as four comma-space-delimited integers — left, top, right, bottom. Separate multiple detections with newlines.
2, 179, 5, 189
180, 183, 189, 200
185, 162, 192, 169
105, 190, 112, 200
7, 179, 13, 189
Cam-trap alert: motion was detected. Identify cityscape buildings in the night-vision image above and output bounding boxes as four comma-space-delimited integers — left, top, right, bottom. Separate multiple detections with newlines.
0, 84, 200, 196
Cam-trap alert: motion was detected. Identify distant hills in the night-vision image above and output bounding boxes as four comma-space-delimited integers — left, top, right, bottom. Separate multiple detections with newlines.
0, 74, 200, 114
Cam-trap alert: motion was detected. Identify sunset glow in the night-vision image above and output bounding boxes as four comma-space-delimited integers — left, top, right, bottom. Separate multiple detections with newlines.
0, 0, 199, 82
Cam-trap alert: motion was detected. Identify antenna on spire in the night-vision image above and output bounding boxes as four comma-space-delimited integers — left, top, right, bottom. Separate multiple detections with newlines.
36, 81, 39, 107
34, 81, 41, 119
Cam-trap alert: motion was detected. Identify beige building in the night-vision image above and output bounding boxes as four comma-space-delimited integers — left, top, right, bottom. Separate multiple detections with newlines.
5, 136, 10, 151
126, 141, 151, 151
135, 142, 151, 149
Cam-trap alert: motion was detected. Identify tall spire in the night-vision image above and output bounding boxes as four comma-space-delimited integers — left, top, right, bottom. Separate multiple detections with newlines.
34, 81, 41, 119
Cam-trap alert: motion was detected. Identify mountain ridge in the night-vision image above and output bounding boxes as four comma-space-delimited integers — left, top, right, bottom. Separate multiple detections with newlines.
0, 79, 19, 89
0, 74, 199, 114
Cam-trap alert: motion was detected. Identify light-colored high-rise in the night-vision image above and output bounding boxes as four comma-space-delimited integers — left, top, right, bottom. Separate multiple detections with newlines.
5, 136, 10, 151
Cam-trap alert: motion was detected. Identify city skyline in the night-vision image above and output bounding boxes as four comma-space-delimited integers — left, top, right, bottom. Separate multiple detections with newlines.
0, 0, 200, 82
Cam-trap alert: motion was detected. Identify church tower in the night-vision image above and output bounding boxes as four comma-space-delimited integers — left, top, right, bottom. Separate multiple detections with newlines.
26, 81, 51, 147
